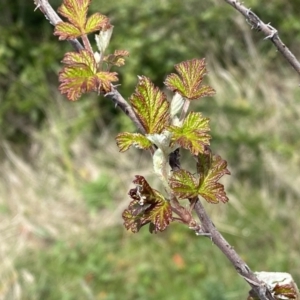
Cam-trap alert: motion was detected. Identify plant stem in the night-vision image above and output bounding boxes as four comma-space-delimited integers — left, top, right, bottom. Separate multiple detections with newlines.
193, 199, 275, 300
222, 0, 300, 77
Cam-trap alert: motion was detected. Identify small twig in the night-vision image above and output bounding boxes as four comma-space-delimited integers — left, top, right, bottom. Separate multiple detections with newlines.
222, 0, 300, 77
105, 88, 146, 135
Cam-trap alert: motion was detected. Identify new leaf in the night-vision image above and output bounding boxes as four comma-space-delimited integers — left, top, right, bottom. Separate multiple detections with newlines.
164, 58, 215, 100
170, 154, 230, 203
54, 0, 110, 40
168, 111, 211, 155
103, 50, 130, 67
122, 176, 173, 233
198, 154, 230, 203
59, 50, 118, 101
115, 133, 152, 152
130, 76, 170, 134
168, 170, 199, 199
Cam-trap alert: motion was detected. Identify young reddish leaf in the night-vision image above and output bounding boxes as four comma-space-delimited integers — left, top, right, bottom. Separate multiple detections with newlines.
115, 132, 152, 152
123, 206, 145, 233
169, 170, 199, 199
129, 76, 170, 134
168, 112, 211, 155
59, 50, 118, 101
122, 176, 173, 233
164, 58, 216, 100
170, 154, 230, 204
148, 198, 173, 233
198, 154, 230, 203
54, 0, 110, 40
103, 50, 130, 67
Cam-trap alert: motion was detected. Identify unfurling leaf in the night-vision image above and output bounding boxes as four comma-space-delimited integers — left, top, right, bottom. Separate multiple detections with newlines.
168, 112, 211, 155
170, 154, 230, 203
59, 50, 118, 100
170, 92, 185, 117
95, 27, 114, 55
122, 175, 173, 233
54, 0, 110, 40
115, 132, 152, 152
164, 58, 215, 100
103, 50, 130, 67
130, 76, 170, 134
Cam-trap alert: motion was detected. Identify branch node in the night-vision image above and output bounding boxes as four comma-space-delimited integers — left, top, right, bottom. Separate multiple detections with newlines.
264, 24, 278, 40
189, 223, 212, 238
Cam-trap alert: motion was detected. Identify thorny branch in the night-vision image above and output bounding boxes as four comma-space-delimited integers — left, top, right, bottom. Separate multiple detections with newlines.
223, 0, 300, 77
34, 1, 275, 299
169, 149, 275, 300
193, 200, 275, 300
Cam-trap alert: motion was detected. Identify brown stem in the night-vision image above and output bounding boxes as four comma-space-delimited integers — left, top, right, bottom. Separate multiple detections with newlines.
193, 199, 275, 300
223, 0, 300, 77
104, 88, 146, 135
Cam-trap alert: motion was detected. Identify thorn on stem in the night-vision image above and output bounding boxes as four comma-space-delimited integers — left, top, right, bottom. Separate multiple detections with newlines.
264, 24, 278, 40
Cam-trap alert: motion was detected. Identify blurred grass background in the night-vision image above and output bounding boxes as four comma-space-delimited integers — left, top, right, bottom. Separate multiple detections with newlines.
1, 0, 300, 299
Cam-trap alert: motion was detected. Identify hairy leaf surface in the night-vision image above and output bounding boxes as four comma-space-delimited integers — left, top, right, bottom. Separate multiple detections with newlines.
164, 58, 215, 100
54, 0, 109, 40
169, 170, 199, 199
168, 111, 210, 155
116, 133, 152, 152
130, 76, 170, 134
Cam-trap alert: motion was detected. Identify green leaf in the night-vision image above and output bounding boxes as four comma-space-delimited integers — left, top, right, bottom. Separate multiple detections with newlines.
164, 58, 216, 100
168, 112, 211, 155
198, 154, 230, 204
170, 154, 230, 203
54, 0, 110, 40
115, 132, 152, 152
169, 170, 199, 199
129, 76, 170, 134
122, 176, 173, 233
58, 50, 118, 101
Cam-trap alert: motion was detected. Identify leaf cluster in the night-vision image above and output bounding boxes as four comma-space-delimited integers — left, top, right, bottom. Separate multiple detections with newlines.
47, 0, 230, 234
54, 0, 129, 100
116, 59, 230, 234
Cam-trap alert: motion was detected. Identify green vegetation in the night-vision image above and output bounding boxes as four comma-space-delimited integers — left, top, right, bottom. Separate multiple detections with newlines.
1, 0, 300, 299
